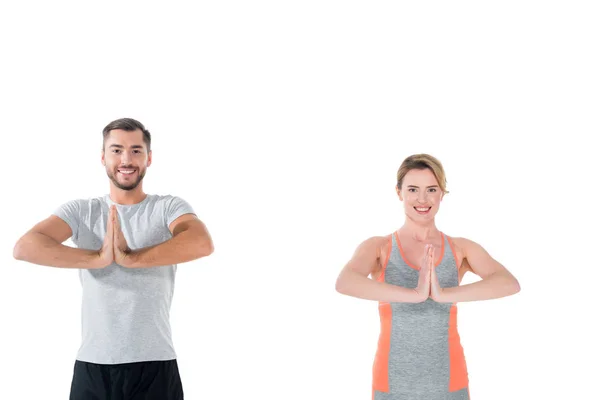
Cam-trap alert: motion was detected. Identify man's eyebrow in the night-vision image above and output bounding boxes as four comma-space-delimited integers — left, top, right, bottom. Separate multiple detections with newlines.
108, 144, 144, 149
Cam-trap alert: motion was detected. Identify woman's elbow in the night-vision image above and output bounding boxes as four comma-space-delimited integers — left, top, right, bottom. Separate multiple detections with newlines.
335, 274, 351, 295
510, 277, 521, 295
501, 273, 521, 296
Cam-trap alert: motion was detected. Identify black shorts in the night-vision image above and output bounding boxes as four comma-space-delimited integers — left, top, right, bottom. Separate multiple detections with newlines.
69, 359, 184, 400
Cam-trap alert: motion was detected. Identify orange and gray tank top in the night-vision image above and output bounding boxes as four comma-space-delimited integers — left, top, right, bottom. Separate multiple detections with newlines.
373, 232, 470, 400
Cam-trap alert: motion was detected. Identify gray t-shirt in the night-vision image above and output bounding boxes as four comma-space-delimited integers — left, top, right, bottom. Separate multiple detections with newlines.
53, 194, 195, 364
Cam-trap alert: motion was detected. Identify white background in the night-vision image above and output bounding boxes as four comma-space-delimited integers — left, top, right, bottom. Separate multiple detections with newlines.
1, 1, 599, 399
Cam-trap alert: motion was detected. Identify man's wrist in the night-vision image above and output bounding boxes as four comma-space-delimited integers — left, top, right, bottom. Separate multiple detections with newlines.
88, 251, 105, 269
121, 249, 139, 268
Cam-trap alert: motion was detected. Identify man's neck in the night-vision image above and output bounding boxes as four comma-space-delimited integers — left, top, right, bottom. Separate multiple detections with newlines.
108, 186, 147, 205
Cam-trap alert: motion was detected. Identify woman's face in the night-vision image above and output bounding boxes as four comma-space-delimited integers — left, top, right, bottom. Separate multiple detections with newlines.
396, 168, 444, 222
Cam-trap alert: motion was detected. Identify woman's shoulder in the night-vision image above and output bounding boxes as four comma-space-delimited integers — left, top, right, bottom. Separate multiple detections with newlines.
444, 234, 487, 271
356, 234, 393, 260
445, 234, 481, 252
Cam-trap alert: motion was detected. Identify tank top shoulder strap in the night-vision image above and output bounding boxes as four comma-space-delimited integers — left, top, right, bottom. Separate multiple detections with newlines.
441, 232, 461, 270
376, 233, 394, 282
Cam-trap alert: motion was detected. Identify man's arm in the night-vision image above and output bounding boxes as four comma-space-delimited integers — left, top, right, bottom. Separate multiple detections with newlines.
119, 213, 214, 268
13, 216, 105, 269
432, 237, 521, 303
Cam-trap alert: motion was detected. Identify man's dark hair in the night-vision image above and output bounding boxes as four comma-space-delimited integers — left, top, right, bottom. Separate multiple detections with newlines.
102, 118, 151, 151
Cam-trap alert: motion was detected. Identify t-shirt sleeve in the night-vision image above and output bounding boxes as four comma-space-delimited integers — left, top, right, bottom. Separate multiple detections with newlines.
165, 196, 196, 227
52, 199, 81, 239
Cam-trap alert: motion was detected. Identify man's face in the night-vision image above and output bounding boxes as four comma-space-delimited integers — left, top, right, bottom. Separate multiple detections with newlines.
101, 129, 152, 191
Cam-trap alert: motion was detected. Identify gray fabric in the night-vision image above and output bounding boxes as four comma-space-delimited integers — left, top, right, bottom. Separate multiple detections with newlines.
374, 233, 469, 400
53, 194, 195, 364
375, 387, 469, 400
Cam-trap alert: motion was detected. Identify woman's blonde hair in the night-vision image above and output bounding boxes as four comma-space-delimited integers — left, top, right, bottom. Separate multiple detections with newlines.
396, 154, 449, 195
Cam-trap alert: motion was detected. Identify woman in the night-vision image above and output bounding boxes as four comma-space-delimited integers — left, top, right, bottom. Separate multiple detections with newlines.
335, 153, 520, 400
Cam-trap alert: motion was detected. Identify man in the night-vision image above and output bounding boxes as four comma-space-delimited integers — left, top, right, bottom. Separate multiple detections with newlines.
13, 118, 214, 400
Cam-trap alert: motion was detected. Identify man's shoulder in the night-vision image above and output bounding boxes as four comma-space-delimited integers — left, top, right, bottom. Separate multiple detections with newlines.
145, 193, 184, 204
144, 194, 194, 214
57, 195, 106, 207
70, 194, 190, 211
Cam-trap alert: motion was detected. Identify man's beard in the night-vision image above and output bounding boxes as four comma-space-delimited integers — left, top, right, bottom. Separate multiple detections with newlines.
107, 168, 146, 191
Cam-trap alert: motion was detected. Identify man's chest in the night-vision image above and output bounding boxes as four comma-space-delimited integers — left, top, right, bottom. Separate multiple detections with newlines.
77, 212, 171, 250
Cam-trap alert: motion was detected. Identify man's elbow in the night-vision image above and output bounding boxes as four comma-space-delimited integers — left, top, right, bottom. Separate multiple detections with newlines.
13, 237, 28, 261
196, 239, 214, 258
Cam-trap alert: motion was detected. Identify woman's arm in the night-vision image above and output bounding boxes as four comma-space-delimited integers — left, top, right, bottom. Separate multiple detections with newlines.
431, 237, 520, 302
336, 236, 428, 303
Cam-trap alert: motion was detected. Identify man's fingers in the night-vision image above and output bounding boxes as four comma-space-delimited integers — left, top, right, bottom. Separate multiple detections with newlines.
105, 206, 114, 241
113, 208, 119, 245
111, 206, 117, 232
109, 206, 116, 229
110, 208, 116, 243
112, 206, 121, 231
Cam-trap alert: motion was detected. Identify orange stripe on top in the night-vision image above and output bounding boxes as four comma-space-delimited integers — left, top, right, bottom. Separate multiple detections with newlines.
448, 306, 469, 391
376, 235, 393, 283
447, 234, 469, 391
395, 231, 444, 270
373, 303, 392, 393
446, 234, 460, 270
373, 235, 392, 394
